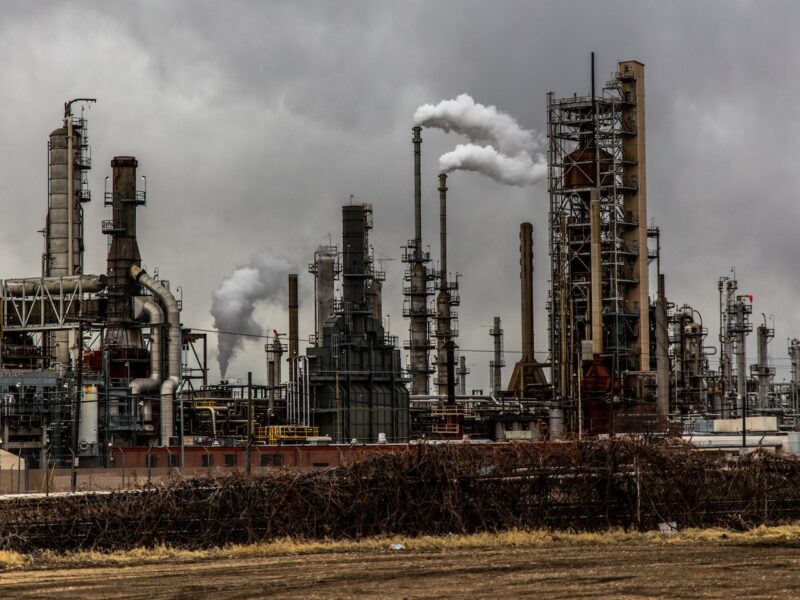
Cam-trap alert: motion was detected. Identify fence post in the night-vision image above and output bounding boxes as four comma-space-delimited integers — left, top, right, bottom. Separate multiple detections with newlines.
70, 449, 77, 492
120, 448, 126, 489
16, 452, 21, 495
147, 446, 153, 483
635, 458, 641, 531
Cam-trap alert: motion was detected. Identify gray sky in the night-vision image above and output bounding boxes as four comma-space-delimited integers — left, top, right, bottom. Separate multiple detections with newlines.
1, 1, 799, 388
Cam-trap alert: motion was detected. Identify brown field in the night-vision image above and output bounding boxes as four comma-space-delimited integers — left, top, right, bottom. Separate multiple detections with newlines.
1, 528, 799, 599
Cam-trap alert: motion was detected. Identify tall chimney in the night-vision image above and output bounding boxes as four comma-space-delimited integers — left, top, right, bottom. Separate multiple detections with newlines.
288, 274, 298, 360
655, 273, 669, 423
439, 173, 447, 286
407, 126, 432, 395
519, 223, 534, 362
413, 126, 423, 252
104, 156, 144, 349
435, 174, 453, 396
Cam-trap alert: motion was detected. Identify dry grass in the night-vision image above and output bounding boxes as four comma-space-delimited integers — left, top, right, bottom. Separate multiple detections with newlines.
2, 524, 800, 572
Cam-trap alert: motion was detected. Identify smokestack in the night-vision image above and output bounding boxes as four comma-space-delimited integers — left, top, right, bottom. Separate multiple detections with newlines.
406, 128, 432, 396
413, 126, 422, 252
439, 173, 448, 286
104, 156, 144, 350
288, 274, 298, 360
590, 191, 603, 355
435, 174, 453, 396
491, 316, 503, 396
519, 223, 534, 361
655, 273, 669, 424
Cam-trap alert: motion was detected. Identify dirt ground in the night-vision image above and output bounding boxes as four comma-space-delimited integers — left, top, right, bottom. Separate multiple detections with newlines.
1, 538, 799, 599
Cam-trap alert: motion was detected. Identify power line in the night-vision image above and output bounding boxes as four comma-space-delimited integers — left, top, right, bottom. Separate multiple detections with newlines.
187, 326, 533, 355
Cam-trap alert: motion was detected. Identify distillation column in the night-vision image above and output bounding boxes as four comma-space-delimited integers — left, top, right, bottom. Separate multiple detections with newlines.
46, 110, 92, 369
404, 127, 433, 394
435, 173, 456, 396
755, 318, 774, 409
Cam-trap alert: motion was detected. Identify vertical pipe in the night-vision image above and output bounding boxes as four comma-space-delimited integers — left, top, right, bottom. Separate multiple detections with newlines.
247, 371, 253, 444
655, 273, 669, 424
446, 341, 455, 405
520, 223, 534, 361
288, 274, 298, 360
435, 174, 451, 396
413, 126, 422, 252
590, 190, 603, 355
458, 356, 467, 395
67, 115, 74, 276
267, 357, 275, 412
439, 174, 447, 286
736, 322, 746, 416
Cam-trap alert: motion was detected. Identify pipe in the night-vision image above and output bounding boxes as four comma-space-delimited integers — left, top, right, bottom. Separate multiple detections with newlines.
655, 273, 669, 423
3, 274, 106, 296
194, 405, 217, 437
413, 126, 422, 251
519, 223, 534, 362
436, 174, 452, 396
288, 274, 298, 360
67, 114, 74, 276
590, 190, 603, 355
129, 296, 163, 396
130, 265, 180, 446
439, 173, 447, 286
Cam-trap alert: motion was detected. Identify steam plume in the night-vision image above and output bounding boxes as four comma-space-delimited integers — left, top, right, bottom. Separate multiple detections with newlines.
414, 93, 546, 186
440, 143, 547, 187
211, 253, 291, 378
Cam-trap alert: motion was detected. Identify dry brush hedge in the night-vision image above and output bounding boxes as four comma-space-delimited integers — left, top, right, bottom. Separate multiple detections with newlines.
1, 439, 800, 552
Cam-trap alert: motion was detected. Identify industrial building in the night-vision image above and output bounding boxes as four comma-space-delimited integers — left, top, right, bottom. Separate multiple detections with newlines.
1, 57, 799, 472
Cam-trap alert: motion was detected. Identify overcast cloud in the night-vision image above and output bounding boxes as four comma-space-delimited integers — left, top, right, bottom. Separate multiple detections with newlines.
1, 0, 799, 386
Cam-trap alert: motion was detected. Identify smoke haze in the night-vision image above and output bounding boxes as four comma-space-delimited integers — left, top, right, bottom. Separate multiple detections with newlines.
414, 93, 546, 186
211, 254, 291, 377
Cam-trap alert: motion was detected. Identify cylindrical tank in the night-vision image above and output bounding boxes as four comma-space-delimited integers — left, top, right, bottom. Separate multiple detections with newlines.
78, 384, 99, 453
47, 127, 83, 277
47, 126, 84, 370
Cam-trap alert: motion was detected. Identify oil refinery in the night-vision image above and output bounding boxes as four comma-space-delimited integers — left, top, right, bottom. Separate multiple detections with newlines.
0, 57, 798, 472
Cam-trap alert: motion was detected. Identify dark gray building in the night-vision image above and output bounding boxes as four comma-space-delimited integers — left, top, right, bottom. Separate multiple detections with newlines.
307, 204, 409, 443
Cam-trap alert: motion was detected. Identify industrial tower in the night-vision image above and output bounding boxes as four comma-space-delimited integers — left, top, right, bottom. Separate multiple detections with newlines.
548, 59, 655, 432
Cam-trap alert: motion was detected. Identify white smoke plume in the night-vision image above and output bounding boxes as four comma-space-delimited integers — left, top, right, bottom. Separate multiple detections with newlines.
414, 93, 546, 186
211, 253, 291, 378
439, 143, 547, 187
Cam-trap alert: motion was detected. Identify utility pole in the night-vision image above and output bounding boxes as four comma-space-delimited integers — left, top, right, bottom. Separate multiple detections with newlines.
246, 371, 253, 474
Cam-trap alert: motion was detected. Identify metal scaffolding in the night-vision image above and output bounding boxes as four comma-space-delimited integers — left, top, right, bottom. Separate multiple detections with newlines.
547, 60, 650, 409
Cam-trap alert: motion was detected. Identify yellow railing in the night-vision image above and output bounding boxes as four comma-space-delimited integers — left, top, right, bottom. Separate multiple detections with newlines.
259, 425, 320, 445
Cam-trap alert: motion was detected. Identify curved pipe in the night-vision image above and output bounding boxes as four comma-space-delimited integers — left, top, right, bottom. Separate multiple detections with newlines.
131, 265, 181, 446
194, 406, 217, 438
129, 296, 163, 396
3, 274, 106, 296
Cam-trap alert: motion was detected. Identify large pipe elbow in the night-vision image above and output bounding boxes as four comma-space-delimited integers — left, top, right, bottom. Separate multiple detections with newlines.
129, 296, 164, 398
131, 265, 181, 446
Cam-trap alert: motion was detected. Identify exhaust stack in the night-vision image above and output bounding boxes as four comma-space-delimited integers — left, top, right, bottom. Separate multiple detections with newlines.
520, 222, 535, 361
288, 274, 299, 360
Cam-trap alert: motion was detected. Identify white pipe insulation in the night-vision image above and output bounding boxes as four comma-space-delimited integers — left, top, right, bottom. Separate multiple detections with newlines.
130, 265, 181, 446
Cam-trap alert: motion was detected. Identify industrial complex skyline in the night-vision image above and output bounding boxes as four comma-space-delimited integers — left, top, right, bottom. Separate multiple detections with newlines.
1, 1, 798, 389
